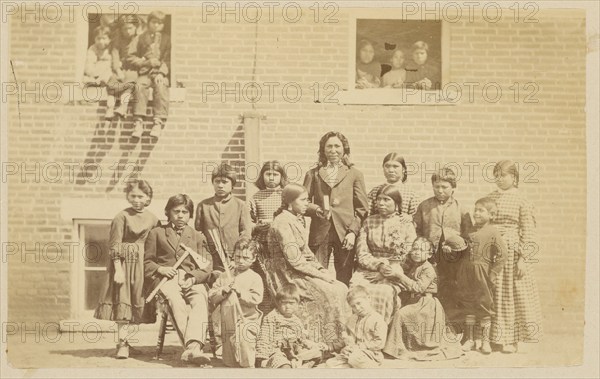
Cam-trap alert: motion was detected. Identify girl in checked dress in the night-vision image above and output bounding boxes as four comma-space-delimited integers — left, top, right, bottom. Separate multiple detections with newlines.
248, 161, 289, 312
487, 160, 542, 353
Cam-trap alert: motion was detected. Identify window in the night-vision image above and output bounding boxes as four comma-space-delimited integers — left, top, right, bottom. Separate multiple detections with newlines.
339, 9, 453, 105
86, 12, 173, 84
73, 220, 111, 319
74, 9, 185, 102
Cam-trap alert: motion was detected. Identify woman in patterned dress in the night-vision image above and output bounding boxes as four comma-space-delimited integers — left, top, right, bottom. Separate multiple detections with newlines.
367, 153, 419, 217
487, 160, 542, 353
350, 184, 417, 324
266, 183, 349, 347
248, 160, 289, 312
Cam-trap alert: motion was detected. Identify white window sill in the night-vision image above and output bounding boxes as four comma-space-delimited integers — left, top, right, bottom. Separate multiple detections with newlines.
73, 86, 186, 104
336, 89, 459, 105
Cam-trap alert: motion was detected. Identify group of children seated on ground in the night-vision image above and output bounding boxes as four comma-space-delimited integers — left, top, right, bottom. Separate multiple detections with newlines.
356, 39, 441, 90
83, 11, 170, 138
94, 153, 540, 368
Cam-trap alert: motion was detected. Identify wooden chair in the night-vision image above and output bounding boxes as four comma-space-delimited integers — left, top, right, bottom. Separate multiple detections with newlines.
154, 291, 218, 360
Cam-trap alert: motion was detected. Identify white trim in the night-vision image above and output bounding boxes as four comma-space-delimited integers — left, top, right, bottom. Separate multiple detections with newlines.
61, 197, 169, 221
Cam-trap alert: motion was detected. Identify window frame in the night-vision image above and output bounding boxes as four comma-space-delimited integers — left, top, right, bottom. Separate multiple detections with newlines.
71, 218, 111, 320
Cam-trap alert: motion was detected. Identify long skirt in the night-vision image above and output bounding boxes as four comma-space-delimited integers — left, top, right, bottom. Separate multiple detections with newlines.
296, 277, 349, 345
94, 242, 149, 323
453, 262, 495, 320
491, 230, 543, 345
383, 294, 445, 357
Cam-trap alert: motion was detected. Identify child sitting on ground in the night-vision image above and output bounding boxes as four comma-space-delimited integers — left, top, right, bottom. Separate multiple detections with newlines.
326, 285, 387, 368
255, 284, 328, 368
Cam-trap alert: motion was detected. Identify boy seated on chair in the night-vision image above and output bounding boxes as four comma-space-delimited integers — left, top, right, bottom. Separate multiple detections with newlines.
144, 194, 213, 364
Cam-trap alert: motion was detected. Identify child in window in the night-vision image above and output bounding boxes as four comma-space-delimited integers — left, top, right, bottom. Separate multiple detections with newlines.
355, 39, 381, 89
84, 25, 135, 119
382, 49, 406, 88
405, 41, 441, 90
109, 14, 142, 118
130, 11, 171, 138
208, 236, 264, 367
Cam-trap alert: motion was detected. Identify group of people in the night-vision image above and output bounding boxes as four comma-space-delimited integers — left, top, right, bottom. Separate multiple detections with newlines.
356, 39, 441, 90
94, 130, 542, 368
83, 11, 170, 138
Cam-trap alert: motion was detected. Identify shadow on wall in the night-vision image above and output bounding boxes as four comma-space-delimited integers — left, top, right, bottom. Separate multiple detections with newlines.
75, 102, 158, 190
76, 110, 245, 195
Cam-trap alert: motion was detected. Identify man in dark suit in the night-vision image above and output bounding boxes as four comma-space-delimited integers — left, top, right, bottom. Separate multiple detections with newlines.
145, 194, 212, 364
304, 131, 369, 285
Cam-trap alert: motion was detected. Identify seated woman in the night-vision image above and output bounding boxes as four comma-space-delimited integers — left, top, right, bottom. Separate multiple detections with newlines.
266, 183, 349, 349
350, 184, 416, 323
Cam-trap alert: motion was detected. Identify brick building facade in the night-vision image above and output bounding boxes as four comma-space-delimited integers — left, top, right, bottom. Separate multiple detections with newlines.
5, 4, 587, 363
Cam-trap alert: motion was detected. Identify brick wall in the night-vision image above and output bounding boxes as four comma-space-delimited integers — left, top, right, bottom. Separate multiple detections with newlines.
6, 5, 586, 359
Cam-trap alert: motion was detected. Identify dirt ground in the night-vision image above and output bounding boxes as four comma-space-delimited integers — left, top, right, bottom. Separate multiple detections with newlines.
5, 323, 573, 371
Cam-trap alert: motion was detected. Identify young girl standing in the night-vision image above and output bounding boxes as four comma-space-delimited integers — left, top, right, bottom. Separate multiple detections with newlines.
248, 160, 288, 312
249, 161, 288, 244
487, 160, 542, 353
94, 179, 159, 359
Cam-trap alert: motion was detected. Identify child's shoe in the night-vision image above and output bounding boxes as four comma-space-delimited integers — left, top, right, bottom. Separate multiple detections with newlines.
116, 340, 129, 359
105, 95, 116, 119
105, 106, 115, 120
150, 118, 163, 138
114, 103, 127, 117
132, 119, 144, 139
501, 343, 517, 354
182, 341, 211, 365
474, 339, 482, 351
480, 341, 492, 355
461, 339, 475, 352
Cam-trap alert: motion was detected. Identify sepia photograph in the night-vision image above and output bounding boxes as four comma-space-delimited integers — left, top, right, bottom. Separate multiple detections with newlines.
0, 1, 598, 378
354, 19, 443, 90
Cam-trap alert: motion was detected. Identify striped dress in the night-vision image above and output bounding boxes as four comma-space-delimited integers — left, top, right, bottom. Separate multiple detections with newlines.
487, 188, 542, 345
